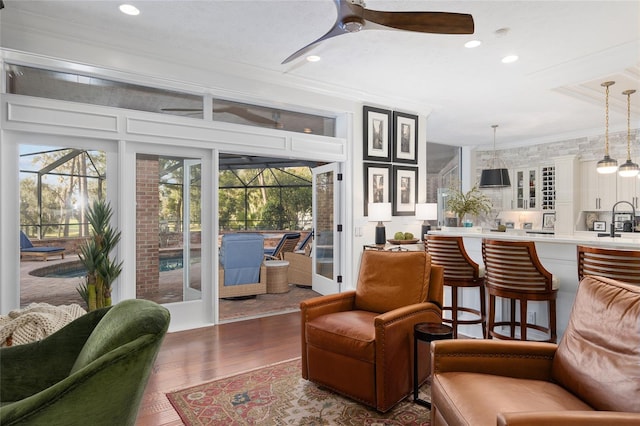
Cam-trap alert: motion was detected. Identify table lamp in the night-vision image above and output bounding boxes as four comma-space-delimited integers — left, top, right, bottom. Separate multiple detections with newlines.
415, 203, 438, 241
368, 202, 392, 245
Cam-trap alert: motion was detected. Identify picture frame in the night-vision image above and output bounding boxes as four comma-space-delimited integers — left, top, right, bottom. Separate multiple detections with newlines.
392, 165, 417, 216
392, 111, 418, 164
542, 212, 556, 230
593, 221, 606, 232
363, 163, 392, 216
614, 213, 632, 230
363, 106, 392, 162
523, 222, 533, 230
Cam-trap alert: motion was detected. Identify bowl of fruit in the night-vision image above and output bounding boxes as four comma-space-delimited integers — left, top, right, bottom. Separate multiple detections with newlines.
387, 232, 419, 245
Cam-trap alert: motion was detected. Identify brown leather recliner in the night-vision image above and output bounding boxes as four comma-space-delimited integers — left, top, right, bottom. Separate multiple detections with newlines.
430, 275, 640, 425
300, 250, 444, 412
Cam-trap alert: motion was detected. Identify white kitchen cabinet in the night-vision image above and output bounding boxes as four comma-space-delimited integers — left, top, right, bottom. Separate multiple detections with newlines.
580, 160, 616, 211
502, 174, 514, 210
617, 175, 640, 209
514, 167, 538, 210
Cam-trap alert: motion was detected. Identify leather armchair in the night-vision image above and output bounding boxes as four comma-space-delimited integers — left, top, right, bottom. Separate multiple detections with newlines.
430, 275, 640, 425
0, 299, 170, 426
300, 250, 444, 412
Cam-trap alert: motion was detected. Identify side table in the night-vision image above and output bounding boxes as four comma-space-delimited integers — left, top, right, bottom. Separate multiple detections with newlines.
413, 322, 453, 408
264, 260, 290, 293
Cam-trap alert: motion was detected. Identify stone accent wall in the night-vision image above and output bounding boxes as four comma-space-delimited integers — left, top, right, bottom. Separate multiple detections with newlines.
476, 129, 638, 178
136, 154, 160, 297
474, 129, 640, 225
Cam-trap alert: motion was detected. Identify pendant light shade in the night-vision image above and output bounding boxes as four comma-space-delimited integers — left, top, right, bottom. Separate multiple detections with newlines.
619, 89, 638, 177
480, 168, 511, 188
479, 124, 511, 188
597, 81, 618, 174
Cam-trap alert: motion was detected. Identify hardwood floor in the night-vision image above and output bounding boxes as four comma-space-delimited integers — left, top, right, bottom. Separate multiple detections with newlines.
135, 312, 301, 426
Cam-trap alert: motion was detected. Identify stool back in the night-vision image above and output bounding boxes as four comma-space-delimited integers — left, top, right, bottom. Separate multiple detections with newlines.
577, 245, 640, 286
482, 239, 554, 295
426, 235, 482, 284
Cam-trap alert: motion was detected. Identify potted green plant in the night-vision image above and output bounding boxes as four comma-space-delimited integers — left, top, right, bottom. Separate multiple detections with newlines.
77, 199, 123, 311
446, 184, 492, 227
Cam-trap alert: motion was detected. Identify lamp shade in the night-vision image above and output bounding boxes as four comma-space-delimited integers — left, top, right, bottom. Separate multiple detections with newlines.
596, 155, 618, 174
479, 168, 511, 188
415, 203, 438, 220
618, 159, 640, 177
368, 202, 392, 222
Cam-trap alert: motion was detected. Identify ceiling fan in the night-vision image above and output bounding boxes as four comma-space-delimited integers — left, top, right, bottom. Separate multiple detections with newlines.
160, 106, 281, 127
282, 0, 474, 64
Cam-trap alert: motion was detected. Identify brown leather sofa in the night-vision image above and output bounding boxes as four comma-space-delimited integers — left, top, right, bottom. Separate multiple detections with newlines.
300, 250, 444, 412
430, 275, 640, 425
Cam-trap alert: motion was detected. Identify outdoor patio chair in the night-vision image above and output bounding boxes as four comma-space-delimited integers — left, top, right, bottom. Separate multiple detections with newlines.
296, 230, 314, 253
219, 233, 267, 298
20, 231, 66, 261
264, 232, 300, 260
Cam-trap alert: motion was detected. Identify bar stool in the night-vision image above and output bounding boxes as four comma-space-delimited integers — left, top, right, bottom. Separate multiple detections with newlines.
577, 245, 640, 285
426, 235, 486, 338
482, 239, 558, 343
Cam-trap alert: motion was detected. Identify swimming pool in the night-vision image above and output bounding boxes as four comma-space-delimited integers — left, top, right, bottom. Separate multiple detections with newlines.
30, 256, 199, 278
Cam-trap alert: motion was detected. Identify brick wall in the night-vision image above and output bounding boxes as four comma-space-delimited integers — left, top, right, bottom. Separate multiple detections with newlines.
136, 154, 160, 297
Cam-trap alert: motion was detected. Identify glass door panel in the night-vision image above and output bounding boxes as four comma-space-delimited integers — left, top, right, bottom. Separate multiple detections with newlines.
19, 143, 107, 308
136, 154, 201, 304
528, 169, 537, 209
312, 163, 340, 295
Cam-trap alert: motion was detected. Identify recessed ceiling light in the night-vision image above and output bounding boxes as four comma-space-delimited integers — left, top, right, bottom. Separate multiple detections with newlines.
502, 55, 519, 64
464, 40, 482, 48
306, 55, 321, 62
119, 4, 140, 16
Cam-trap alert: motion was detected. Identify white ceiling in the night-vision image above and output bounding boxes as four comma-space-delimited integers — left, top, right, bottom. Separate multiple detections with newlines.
1, 0, 639, 148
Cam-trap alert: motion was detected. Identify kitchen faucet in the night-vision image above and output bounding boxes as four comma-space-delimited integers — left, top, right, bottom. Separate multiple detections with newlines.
598, 200, 636, 238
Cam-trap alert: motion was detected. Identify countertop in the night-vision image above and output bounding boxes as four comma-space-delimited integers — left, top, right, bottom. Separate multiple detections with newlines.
430, 227, 640, 249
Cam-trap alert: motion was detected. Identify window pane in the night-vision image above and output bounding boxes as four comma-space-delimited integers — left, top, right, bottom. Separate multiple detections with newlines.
6, 64, 203, 118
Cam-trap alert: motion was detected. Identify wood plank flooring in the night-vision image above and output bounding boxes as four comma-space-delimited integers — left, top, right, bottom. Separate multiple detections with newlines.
135, 312, 301, 426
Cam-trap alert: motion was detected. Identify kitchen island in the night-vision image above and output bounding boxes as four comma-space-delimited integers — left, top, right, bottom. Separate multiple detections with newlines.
428, 228, 640, 340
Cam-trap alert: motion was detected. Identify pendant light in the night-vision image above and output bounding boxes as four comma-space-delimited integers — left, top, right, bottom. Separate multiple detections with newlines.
618, 89, 639, 177
596, 81, 618, 174
479, 124, 511, 188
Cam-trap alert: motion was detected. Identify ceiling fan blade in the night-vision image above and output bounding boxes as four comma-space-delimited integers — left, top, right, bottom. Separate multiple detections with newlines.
363, 10, 474, 34
160, 105, 277, 126
160, 108, 203, 112
282, 22, 347, 64
215, 106, 278, 126
282, 0, 359, 64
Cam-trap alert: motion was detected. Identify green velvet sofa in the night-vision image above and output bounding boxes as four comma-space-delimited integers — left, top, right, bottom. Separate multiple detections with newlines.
0, 299, 170, 425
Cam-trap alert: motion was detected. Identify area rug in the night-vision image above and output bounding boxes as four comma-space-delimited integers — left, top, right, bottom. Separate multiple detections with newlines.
167, 358, 431, 425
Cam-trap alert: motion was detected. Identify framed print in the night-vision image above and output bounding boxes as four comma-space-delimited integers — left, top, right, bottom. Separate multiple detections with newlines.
392, 165, 418, 216
363, 106, 392, 162
392, 111, 418, 164
364, 163, 392, 216
593, 221, 606, 232
614, 213, 632, 230
542, 212, 556, 230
